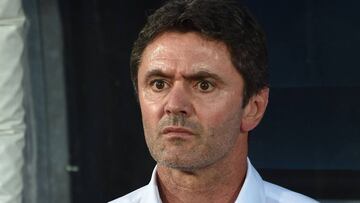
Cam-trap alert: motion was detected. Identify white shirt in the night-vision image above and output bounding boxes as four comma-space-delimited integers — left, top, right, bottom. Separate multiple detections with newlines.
109, 159, 318, 203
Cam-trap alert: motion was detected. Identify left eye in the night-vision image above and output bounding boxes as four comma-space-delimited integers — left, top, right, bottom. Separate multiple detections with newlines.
196, 80, 214, 92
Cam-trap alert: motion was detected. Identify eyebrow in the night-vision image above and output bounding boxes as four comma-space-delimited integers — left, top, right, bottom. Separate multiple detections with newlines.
144, 69, 172, 81
144, 69, 224, 83
183, 70, 224, 83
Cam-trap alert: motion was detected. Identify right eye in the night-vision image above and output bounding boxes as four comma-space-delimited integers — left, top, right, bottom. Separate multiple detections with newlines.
150, 79, 169, 92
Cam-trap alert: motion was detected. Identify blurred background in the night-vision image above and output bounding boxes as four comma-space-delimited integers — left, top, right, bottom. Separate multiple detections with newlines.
3, 0, 358, 202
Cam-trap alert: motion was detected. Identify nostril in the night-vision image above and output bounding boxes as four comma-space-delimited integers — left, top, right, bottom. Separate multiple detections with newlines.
179, 110, 187, 115
165, 109, 172, 114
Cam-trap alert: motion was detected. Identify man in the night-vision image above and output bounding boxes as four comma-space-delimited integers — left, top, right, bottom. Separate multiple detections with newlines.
111, 0, 318, 202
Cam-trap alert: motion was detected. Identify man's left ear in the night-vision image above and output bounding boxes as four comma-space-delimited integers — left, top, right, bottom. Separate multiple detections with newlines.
240, 88, 269, 132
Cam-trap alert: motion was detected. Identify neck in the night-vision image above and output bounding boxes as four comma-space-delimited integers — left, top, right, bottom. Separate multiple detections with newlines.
156, 134, 248, 203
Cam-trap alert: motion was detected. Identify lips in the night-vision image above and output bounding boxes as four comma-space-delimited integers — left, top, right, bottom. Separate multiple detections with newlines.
161, 127, 195, 136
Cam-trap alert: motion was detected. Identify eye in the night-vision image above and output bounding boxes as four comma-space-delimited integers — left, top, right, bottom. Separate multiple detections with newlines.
150, 79, 169, 91
195, 80, 215, 92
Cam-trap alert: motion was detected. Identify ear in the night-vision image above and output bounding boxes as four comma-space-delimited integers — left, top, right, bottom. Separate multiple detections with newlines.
240, 88, 269, 132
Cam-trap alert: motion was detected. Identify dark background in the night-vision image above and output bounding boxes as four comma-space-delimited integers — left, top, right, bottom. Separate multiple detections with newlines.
59, 0, 360, 202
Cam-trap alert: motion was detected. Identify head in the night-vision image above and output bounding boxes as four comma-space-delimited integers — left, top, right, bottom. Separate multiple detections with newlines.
131, 0, 269, 171
131, 0, 268, 106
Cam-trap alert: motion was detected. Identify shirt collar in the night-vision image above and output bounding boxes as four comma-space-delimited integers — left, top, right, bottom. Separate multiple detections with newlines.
146, 158, 265, 203
142, 166, 162, 203
234, 158, 266, 203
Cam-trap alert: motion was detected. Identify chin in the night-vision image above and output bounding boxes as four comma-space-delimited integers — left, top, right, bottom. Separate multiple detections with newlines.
156, 156, 213, 172
160, 161, 199, 172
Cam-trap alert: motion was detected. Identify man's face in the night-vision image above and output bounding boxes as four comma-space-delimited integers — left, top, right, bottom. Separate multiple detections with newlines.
137, 32, 246, 171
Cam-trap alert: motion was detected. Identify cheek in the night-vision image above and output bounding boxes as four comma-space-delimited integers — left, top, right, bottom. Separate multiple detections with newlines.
196, 91, 243, 128
139, 95, 163, 130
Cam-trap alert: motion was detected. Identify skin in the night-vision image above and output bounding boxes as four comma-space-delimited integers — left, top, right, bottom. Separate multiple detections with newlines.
137, 31, 269, 203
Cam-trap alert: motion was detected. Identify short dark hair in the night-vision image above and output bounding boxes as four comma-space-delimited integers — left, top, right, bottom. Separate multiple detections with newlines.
130, 0, 269, 106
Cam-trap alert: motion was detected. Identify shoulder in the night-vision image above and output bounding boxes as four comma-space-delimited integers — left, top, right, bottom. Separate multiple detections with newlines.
263, 181, 319, 203
108, 186, 147, 203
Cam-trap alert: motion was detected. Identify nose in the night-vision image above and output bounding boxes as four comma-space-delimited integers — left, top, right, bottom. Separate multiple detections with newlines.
164, 83, 194, 117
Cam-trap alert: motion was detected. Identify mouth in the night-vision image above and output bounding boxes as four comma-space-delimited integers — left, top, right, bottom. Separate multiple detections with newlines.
161, 127, 195, 138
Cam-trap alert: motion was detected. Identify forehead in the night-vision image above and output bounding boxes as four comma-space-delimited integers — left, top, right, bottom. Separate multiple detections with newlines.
139, 31, 237, 76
